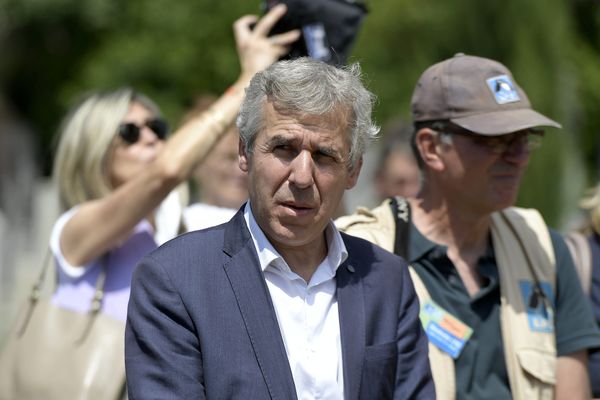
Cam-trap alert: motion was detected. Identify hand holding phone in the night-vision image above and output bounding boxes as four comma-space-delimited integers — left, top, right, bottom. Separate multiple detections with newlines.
234, 4, 301, 80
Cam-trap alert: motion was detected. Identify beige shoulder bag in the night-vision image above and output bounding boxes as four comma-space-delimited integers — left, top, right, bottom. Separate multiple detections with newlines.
0, 251, 126, 400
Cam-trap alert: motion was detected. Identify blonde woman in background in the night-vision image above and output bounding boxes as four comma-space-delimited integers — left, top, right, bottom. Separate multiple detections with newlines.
50, 5, 299, 322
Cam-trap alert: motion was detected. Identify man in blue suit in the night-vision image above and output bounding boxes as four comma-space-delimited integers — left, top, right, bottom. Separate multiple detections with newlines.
125, 57, 434, 400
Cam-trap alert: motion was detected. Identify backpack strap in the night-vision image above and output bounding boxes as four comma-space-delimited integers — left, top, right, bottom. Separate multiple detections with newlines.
389, 196, 411, 259
564, 231, 592, 295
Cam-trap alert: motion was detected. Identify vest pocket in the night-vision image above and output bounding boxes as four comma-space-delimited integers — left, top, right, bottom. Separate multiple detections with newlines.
516, 348, 556, 385
516, 348, 556, 400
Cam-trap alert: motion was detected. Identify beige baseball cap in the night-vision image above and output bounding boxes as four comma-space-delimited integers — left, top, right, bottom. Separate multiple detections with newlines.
411, 53, 561, 135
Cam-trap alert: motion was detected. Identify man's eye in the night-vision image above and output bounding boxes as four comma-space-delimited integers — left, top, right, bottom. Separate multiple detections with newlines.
273, 145, 295, 156
479, 137, 503, 147
314, 152, 337, 164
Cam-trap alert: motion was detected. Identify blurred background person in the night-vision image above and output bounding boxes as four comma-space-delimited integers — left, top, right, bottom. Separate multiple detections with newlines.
33, 7, 298, 397
565, 182, 600, 399
181, 95, 248, 231
50, 4, 298, 323
374, 118, 420, 200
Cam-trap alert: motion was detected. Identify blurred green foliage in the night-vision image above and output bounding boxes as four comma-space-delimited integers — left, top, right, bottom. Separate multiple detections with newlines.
1, 0, 599, 228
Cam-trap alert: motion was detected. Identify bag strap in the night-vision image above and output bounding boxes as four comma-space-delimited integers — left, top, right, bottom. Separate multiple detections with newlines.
564, 231, 592, 295
16, 248, 54, 336
389, 196, 411, 259
77, 253, 110, 343
17, 249, 110, 342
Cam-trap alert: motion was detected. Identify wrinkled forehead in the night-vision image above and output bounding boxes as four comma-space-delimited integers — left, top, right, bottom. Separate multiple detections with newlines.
262, 101, 351, 144
267, 98, 351, 126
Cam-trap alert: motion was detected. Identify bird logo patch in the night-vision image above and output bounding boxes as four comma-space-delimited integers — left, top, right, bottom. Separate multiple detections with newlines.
486, 75, 520, 104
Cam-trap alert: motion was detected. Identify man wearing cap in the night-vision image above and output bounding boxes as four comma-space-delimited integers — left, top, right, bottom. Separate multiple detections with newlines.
336, 53, 600, 399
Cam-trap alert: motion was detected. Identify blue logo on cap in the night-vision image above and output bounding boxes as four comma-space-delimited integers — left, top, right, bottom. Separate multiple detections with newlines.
486, 75, 520, 104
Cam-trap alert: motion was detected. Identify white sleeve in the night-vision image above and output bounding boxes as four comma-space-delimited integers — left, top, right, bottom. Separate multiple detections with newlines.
49, 206, 92, 279
154, 190, 183, 245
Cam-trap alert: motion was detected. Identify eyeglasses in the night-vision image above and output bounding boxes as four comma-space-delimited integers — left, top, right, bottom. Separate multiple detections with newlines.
440, 128, 544, 154
117, 118, 169, 145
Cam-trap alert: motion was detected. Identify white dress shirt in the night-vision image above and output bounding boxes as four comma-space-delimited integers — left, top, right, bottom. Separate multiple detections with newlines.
244, 203, 347, 400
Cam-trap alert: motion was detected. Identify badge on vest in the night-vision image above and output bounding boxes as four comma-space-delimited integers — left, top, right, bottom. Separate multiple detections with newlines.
419, 299, 473, 359
519, 280, 555, 333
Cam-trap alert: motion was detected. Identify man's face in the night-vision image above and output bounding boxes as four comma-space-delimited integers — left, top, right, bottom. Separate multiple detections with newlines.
434, 130, 533, 214
239, 101, 361, 252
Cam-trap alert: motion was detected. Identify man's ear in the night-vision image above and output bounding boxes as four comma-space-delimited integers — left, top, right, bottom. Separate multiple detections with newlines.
416, 128, 444, 171
346, 156, 363, 189
238, 139, 249, 172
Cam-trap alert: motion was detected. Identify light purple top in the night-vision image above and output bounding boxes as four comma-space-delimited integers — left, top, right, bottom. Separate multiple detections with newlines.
50, 192, 182, 321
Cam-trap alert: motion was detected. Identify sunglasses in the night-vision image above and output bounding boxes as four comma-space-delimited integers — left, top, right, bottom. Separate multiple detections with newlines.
117, 118, 169, 145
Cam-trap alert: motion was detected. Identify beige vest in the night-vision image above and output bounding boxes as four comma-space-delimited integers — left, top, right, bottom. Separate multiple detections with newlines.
336, 203, 557, 400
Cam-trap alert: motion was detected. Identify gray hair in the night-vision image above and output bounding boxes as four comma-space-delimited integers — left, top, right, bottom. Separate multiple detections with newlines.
53, 88, 161, 210
237, 57, 379, 168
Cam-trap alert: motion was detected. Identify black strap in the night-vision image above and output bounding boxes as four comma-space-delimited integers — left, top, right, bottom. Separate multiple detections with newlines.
389, 196, 411, 260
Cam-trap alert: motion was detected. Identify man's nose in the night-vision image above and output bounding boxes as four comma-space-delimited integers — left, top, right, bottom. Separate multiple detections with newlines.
502, 138, 531, 166
289, 151, 315, 189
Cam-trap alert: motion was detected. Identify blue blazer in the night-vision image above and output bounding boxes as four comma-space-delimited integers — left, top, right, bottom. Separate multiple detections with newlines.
125, 211, 434, 399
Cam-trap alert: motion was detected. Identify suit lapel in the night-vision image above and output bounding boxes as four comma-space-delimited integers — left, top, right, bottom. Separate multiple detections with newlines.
336, 255, 366, 400
222, 211, 297, 400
